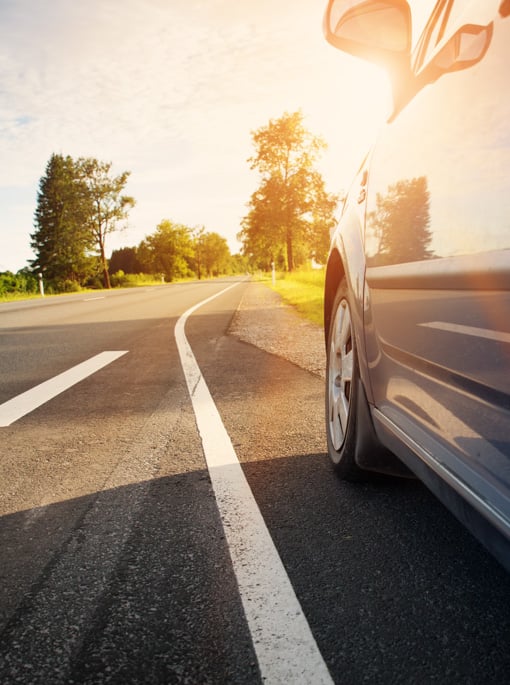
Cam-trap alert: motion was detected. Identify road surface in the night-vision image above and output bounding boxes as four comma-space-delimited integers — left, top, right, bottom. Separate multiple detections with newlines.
1, 279, 509, 684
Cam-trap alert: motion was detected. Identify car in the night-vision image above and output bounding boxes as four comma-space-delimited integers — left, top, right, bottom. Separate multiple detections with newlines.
323, 0, 510, 571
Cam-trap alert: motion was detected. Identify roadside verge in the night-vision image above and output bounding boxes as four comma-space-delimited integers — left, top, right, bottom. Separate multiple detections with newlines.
229, 281, 326, 379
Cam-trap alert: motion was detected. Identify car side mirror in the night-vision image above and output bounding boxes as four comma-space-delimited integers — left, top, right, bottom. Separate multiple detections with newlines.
323, 0, 411, 62
423, 23, 493, 83
323, 0, 413, 114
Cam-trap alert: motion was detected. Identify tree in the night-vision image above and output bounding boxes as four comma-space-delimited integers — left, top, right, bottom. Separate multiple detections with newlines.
367, 176, 434, 265
239, 178, 287, 271
306, 175, 339, 264
78, 158, 135, 289
200, 232, 230, 277
30, 153, 96, 288
139, 220, 194, 281
109, 246, 144, 274
192, 226, 205, 279
240, 111, 338, 271
229, 252, 250, 274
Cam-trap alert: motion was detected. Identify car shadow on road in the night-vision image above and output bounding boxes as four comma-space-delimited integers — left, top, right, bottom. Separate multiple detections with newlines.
241, 451, 510, 683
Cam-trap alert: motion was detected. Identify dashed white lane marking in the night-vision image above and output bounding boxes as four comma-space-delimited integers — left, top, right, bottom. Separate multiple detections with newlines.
83, 296, 106, 301
175, 284, 333, 685
0, 351, 128, 427
419, 321, 510, 344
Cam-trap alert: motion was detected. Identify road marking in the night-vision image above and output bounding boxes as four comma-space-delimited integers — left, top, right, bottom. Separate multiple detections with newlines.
0, 351, 128, 427
83, 296, 105, 301
175, 285, 333, 685
419, 321, 510, 344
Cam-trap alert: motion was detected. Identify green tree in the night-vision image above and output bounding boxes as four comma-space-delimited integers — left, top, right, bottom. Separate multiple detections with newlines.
139, 220, 194, 281
192, 226, 205, 279
240, 111, 337, 271
109, 246, 144, 274
229, 252, 250, 274
78, 158, 135, 289
200, 232, 230, 277
306, 176, 339, 264
191, 228, 231, 278
30, 153, 95, 288
0, 270, 38, 296
239, 177, 287, 271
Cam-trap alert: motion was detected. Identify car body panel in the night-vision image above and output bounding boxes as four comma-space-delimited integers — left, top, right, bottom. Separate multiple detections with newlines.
324, 161, 374, 400
324, 0, 510, 568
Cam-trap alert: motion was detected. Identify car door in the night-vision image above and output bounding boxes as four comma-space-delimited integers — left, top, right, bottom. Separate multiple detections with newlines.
363, 0, 510, 518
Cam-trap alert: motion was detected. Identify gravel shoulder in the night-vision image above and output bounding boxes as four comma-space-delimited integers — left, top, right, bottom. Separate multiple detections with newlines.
229, 280, 326, 379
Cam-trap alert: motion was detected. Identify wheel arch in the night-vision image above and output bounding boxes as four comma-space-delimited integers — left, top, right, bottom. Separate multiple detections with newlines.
324, 248, 345, 348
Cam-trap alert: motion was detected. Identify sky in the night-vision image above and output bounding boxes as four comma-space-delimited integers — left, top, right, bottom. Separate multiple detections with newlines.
0, 0, 430, 273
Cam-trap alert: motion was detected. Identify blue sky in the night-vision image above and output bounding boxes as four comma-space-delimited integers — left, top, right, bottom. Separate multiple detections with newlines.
0, 0, 401, 272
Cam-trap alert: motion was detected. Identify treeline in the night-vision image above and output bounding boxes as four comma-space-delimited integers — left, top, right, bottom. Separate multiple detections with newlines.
6, 152, 246, 297
2, 218, 245, 296
4, 109, 337, 298
0, 269, 39, 297
108, 221, 247, 286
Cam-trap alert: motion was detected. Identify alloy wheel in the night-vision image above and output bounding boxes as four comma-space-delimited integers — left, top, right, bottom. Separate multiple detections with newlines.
328, 297, 354, 451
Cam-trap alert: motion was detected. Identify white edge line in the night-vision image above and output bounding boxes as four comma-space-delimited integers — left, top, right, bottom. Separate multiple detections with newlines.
175, 283, 333, 685
0, 351, 128, 427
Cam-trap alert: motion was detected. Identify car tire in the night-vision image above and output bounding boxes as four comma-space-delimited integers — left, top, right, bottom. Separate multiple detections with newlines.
326, 278, 414, 481
325, 278, 368, 481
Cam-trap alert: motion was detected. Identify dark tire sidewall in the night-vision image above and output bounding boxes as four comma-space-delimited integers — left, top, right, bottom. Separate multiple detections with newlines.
325, 279, 362, 479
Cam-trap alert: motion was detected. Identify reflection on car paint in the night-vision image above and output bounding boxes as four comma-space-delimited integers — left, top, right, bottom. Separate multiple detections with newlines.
366, 175, 434, 265
366, 15, 510, 262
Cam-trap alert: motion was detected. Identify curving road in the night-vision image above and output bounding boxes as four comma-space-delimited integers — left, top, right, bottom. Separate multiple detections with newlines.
0, 279, 509, 684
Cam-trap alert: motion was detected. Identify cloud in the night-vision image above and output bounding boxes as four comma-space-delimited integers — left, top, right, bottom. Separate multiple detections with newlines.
0, 0, 390, 270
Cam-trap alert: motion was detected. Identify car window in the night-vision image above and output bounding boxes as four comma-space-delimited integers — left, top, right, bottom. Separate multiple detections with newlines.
410, 0, 442, 49
414, 0, 501, 73
439, 1, 471, 37
365, 1, 510, 265
412, 0, 453, 71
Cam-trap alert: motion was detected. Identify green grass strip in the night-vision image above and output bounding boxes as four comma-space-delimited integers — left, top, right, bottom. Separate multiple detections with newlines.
267, 269, 325, 327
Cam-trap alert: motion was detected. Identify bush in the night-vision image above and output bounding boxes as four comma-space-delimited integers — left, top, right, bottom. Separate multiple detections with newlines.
110, 271, 164, 288
0, 271, 38, 296
57, 279, 82, 293
110, 270, 127, 287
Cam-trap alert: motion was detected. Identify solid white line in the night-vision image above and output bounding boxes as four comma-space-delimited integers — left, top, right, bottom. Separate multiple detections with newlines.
175, 284, 333, 684
419, 321, 510, 344
0, 351, 128, 427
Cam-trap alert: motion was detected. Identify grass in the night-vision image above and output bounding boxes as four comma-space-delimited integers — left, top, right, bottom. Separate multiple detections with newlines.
0, 275, 175, 302
110, 272, 167, 288
264, 267, 325, 327
0, 292, 42, 303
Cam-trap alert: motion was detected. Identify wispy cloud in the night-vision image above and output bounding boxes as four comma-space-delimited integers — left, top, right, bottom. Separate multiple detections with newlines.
0, 0, 389, 269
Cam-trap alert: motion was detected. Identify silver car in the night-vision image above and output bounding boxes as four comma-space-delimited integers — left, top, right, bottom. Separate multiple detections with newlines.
323, 0, 510, 570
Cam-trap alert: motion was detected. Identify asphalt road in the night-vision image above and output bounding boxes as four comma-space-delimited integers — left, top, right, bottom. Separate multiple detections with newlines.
0, 279, 509, 684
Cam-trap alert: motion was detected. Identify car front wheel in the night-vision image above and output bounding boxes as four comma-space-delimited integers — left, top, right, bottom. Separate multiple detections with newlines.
326, 278, 413, 480
326, 279, 366, 481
